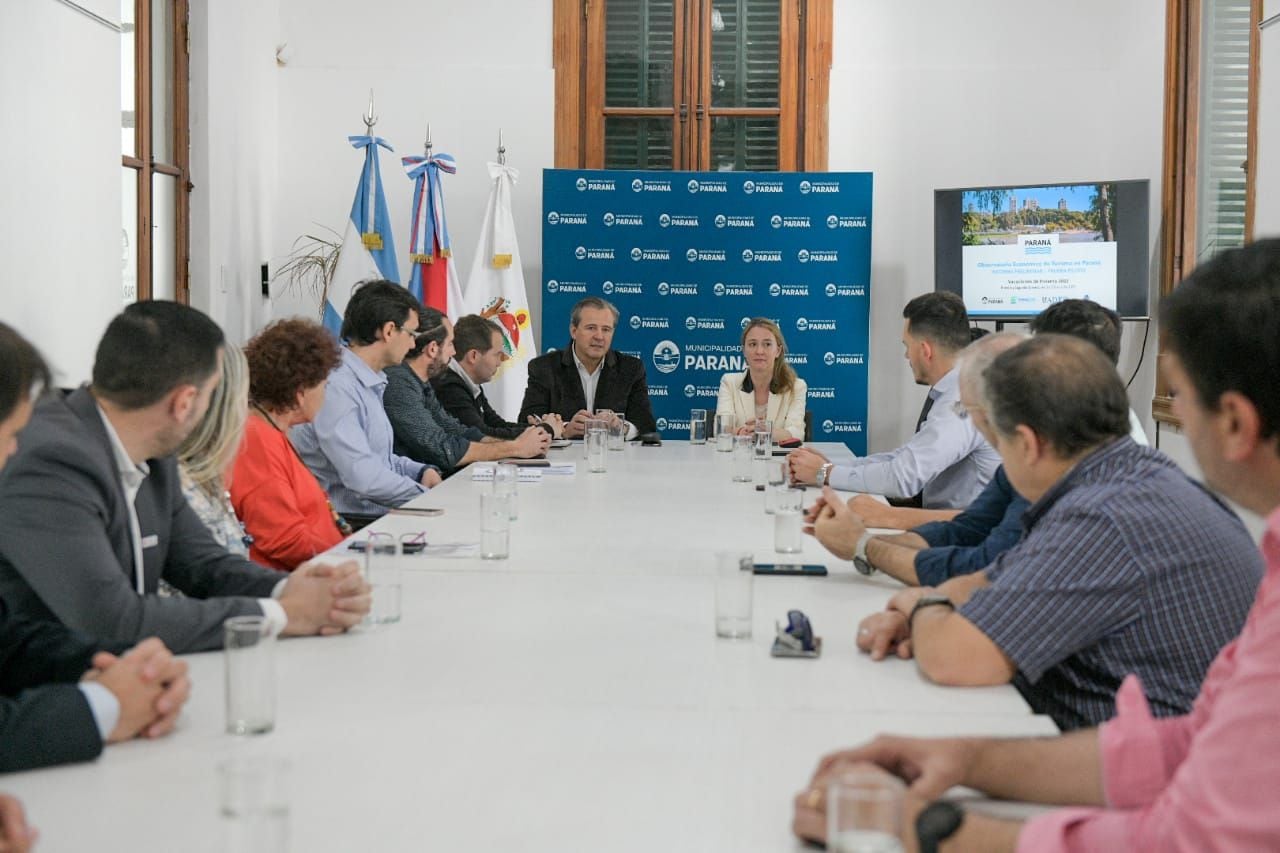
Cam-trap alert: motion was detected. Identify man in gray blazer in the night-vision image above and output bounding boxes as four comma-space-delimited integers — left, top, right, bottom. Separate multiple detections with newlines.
0, 321, 190, 775
0, 302, 371, 654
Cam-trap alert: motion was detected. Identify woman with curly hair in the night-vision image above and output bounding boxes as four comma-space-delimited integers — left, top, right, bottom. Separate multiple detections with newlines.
231, 319, 349, 571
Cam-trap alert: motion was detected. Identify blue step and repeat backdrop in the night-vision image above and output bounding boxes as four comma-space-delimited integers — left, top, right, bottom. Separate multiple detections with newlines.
541, 170, 873, 454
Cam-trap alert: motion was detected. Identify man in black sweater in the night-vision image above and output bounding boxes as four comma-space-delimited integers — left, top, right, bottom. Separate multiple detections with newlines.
433, 314, 566, 440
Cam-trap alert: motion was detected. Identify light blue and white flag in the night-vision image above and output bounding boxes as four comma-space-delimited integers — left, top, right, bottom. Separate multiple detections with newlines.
323, 134, 400, 336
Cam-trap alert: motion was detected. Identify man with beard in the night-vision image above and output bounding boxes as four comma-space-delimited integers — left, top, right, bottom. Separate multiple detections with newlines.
0, 301, 370, 653
383, 306, 550, 477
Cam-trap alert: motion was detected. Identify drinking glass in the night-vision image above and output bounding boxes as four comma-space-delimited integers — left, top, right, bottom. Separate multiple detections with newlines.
731, 434, 754, 482
493, 462, 519, 520
826, 771, 906, 853
586, 427, 608, 472
773, 487, 804, 554
764, 460, 788, 513
689, 409, 708, 444
607, 419, 626, 451
714, 551, 754, 639
219, 755, 290, 853
364, 532, 401, 625
480, 492, 510, 560
224, 616, 276, 735
715, 413, 735, 452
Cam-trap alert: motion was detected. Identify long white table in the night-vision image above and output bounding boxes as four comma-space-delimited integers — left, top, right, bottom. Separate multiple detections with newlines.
7, 442, 1054, 851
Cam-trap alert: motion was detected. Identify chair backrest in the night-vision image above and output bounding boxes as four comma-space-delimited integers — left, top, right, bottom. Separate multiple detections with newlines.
803, 410, 813, 442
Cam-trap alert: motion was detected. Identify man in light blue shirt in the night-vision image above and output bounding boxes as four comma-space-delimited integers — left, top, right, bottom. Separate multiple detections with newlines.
292, 280, 442, 519
789, 292, 999, 509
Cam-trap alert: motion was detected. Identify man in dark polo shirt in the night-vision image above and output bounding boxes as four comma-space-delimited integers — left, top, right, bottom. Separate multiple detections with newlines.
847, 334, 1261, 730
518, 297, 657, 439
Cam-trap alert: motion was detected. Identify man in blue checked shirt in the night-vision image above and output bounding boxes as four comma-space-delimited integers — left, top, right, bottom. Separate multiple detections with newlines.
844, 333, 1262, 730
292, 280, 442, 524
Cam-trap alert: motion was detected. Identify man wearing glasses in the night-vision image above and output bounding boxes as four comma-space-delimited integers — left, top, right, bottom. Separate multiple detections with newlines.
292, 279, 442, 524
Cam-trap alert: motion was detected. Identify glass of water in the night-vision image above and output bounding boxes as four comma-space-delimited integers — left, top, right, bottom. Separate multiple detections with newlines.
773, 487, 804, 554
714, 551, 754, 639
364, 532, 401, 626
586, 427, 608, 472
764, 460, 788, 513
731, 434, 754, 482
826, 771, 905, 853
715, 413, 735, 451
583, 418, 606, 458
224, 616, 276, 735
493, 462, 519, 520
219, 755, 290, 853
754, 418, 774, 446
689, 409, 708, 444
480, 492, 510, 560
607, 419, 627, 451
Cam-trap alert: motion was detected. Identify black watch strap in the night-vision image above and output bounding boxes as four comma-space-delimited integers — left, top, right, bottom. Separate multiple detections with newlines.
916, 800, 964, 853
909, 595, 955, 625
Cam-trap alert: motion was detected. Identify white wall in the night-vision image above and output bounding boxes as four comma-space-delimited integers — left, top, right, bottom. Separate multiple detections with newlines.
828, 0, 1166, 448
265, 0, 554, 348
188, 0, 282, 345
0, 0, 122, 385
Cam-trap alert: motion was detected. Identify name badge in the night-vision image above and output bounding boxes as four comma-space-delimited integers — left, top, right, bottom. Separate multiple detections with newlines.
141, 534, 159, 549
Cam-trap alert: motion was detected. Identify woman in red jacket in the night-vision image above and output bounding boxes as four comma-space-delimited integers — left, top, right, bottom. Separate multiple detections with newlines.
231, 319, 348, 571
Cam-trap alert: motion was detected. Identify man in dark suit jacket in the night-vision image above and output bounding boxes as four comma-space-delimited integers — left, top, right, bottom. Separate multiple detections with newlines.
433, 314, 565, 441
0, 322, 190, 774
0, 302, 371, 654
518, 297, 657, 439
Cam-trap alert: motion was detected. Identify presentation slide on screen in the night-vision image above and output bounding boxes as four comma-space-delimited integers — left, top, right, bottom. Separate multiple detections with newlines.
959, 184, 1118, 315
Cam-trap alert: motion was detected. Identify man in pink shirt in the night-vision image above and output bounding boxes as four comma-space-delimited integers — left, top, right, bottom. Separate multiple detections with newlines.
792, 238, 1280, 851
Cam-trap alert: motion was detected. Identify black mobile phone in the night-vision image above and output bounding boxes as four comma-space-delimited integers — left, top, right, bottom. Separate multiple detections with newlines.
753, 563, 828, 576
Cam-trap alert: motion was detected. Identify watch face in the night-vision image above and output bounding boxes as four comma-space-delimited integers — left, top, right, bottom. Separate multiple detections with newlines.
853, 556, 875, 576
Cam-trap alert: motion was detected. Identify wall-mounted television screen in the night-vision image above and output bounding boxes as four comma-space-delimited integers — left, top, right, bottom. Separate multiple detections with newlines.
934, 179, 1150, 320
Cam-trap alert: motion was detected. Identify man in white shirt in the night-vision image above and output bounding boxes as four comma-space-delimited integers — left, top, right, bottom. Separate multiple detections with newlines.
789, 292, 1000, 509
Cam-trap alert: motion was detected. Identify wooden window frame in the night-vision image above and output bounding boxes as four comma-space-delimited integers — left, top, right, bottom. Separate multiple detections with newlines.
123, 0, 191, 303
553, 0, 831, 171
1153, 0, 1261, 426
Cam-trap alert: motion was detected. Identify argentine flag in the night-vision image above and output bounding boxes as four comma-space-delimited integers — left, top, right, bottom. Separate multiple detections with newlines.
323, 135, 400, 336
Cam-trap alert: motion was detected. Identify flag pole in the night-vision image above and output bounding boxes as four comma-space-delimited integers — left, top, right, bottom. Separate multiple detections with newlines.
363, 91, 378, 246
497, 128, 506, 166
424, 123, 433, 158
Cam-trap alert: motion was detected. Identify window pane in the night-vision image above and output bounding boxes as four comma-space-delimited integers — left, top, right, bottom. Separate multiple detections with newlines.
122, 168, 139, 304
606, 0, 675, 108
709, 116, 778, 171
605, 117, 674, 169
710, 0, 779, 109
151, 0, 174, 165
152, 174, 177, 301
121, 0, 136, 157
1193, 0, 1251, 262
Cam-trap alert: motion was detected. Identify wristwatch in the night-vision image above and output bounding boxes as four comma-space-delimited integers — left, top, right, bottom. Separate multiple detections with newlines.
852, 531, 875, 575
915, 800, 964, 853
908, 595, 955, 625
815, 462, 834, 487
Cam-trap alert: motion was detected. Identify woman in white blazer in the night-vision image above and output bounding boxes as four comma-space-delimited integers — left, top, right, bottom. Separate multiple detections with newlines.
716, 318, 808, 442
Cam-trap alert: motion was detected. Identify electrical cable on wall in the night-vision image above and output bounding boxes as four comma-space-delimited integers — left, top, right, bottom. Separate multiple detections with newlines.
1126, 318, 1151, 389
